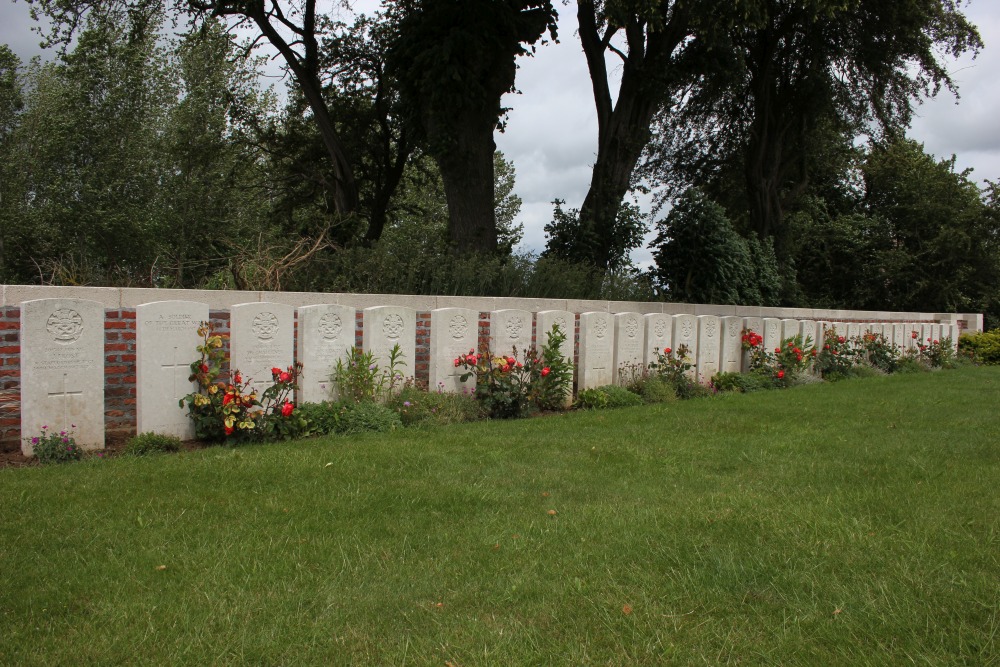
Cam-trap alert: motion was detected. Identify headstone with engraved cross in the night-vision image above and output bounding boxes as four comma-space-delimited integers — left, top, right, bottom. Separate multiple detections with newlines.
577, 311, 613, 391
20, 298, 105, 455
136, 301, 208, 438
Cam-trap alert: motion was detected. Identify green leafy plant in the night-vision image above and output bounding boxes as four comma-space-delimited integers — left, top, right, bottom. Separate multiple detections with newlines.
332, 345, 407, 404
574, 388, 609, 410
528, 324, 574, 411
339, 401, 403, 435
814, 327, 856, 379
858, 331, 899, 373
648, 344, 704, 398
958, 330, 1000, 364
124, 432, 182, 456
294, 402, 347, 437
387, 385, 483, 427
711, 371, 776, 393
27, 426, 82, 464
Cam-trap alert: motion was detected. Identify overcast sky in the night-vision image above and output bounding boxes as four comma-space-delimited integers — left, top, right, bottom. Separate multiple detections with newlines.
4, 0, 998, 263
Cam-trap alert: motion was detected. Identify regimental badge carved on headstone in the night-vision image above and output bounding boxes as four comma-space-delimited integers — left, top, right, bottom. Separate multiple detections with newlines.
654, 319, 667, 338
705, 319, 717, 339
46, 308, 85, 344
506, 316, 524, 340
382, 314, 404, 340
449, 315, 468, 340
252, 312, 279, 340
318, 313, 342, 340
625, 316, 639, 339
594, 318, 608, 339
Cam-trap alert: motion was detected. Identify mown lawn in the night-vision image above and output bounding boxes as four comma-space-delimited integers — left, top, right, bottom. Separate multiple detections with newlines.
1, 366, 998, 665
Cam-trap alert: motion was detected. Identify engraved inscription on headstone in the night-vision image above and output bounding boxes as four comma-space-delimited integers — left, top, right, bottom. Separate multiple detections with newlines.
21, 298, 105, 454
136, 301, 208, 438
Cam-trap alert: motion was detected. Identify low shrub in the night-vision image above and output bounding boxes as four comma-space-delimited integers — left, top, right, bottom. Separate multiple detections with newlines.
295, 401, 347, 436
125, 432, 182, 456
958, 330, 1000, 364
634, 376, 677, 404
388, 386, 483, 427
574, 388, 608, 410
574, 385, 642, 410
339, 402, 403, 435
711, 371, 776, 393
28, 427, 83, 464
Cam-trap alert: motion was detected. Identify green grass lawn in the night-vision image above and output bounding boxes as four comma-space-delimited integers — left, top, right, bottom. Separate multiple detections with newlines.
2, 366, 998, 665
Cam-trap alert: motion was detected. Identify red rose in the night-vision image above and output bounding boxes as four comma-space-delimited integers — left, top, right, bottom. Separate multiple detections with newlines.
279, 372, 291, 383
541, 367, 551, 377
271, 367, 281, 376
777, 370, 785, 379
933, 340, 939, 345
774, 348, 781, 354
664, 347, 672, 354
233, 372, 241, 384
199, 363, 209, 373
796, 354, 802, 362
832, 350, 839, 355
506, 356, 516, 366
516, 362, 523, 369
793, 348, 800, 354
911, 331, 918, 339
281, 402, 294, 417
837, 336, 845, 343
454, 358, 461, 367
224, 425, 234, 436
824, 344, 830, 350
223, 393, 234, 406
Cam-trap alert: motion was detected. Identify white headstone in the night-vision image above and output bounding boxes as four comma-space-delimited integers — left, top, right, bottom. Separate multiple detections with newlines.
297, 304, 356, 403
429, 308, 479, 394
781, 319, 799, 342
577, 312, 613, 390
847, 323, 861, 341
612, 312, 644, 385
230, 302, 296, 396
720, 316, 742, 374
673, 314, 698, 378
490, 309, 532, 361
535, 310, 575, 362
696, 316, 721, 383
136, 300, 208, 439
762, 318, 781, 354
643, 313, 672, 369
800, 320, 819, 348
20, 298, 105, 454
742, 317, 764, 372
891, 323, 907, 352
362, 306, 416, 383
930, 324, 942, 344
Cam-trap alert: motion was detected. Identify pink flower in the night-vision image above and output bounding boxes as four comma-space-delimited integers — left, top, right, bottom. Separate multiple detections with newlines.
453, 358, 460, 367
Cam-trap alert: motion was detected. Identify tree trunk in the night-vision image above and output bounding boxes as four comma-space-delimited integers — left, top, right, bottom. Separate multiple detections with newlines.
576, 1, 688, 269
433, 114, 499, 254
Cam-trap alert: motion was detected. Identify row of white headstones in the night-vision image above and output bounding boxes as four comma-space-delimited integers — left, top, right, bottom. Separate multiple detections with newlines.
19, 297, 961, 455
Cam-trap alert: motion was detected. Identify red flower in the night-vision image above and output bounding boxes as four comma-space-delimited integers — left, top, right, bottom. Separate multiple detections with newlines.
774, 347, 781, 354
832, 350, 839, 355
271, 367, 282, 376
279, 371, 291, 383
838, 336, 846, 344
516, 362, 523, 369
796, 354, 803, 362
664, 347, 672, 355
541, 367, 551, 377
199, 363, 209, 373
777, 370, 785, 379
453, 358, 461, 367
811, 349, 818, 356
233, 372, 241, 384
933, 340, 939, 345
793, 348, 801, 354
911, 331, 918, 339
824, 344, 830, 350
224, 425, 234, 436
223, 393, 234, 406
281, 402, 294, 417
506, 356, 516, 366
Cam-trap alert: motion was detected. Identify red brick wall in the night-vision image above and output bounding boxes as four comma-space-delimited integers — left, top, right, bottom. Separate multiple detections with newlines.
0, 307, 20, 446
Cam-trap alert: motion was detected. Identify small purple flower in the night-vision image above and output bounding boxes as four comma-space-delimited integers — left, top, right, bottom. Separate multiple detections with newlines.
42, 425, 48, 430
403, 401, 411, 407
31, 437, 39, 445
66, 446, 72, 451
60, 431, 66, 436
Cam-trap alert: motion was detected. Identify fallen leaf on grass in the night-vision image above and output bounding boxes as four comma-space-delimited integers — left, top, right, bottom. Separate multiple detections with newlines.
492, 543, 500, 551
833, 608, 842, 616
324, 462, 333, 468
622, 604, 633, 615
541, 491, 550, 497
547, 509, 558, 516
155, 565, 167, 571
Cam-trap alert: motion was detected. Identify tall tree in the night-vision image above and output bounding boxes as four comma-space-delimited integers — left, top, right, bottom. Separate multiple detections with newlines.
644, 0, 982, 247
386, 0, 556, 254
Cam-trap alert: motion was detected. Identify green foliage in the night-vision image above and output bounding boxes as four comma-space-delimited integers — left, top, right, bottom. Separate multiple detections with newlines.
710, 371, 775, 393
858, 331, 899, 374
598, 385, 643, 409
387, 386, 483, 427
573, 388, 609, 410
293, 402, 347, 437
647, 344, 708, 399
339, 401, 403, 435
814, 328, 857, 379
529, 325, 574, 411
124, 432, 182, 456
633, 375, 678, 404
649, 189, 780, 305
28, 427, 83, 464
543, 198, 649, 272
332, 345, 407, 404
959, 330, 1000, 365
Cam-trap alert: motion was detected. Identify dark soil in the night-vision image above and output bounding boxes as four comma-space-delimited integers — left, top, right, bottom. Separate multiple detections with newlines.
0, 436, 208, 469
